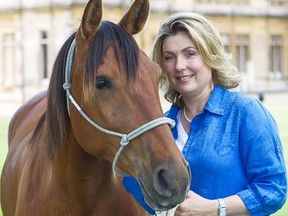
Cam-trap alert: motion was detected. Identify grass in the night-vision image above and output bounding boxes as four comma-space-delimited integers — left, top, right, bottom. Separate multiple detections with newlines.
0, 93, 287, 216
0, 117, 9, 216
263, 94, 288, 216
0, 117, 9, 178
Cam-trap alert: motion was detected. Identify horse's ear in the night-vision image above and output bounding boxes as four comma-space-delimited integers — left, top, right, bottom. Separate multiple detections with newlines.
80, 0, 102, 40
118, 0, 150, 35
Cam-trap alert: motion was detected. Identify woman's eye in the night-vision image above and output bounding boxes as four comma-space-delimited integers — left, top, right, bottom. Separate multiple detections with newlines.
186, 51, 196, 57
164, 55, 174, 62
96, 77, 111, 89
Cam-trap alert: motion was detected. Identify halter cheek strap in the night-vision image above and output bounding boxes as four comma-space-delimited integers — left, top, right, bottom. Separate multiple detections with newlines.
63, 38, 76, 115
63, 38, 175, 176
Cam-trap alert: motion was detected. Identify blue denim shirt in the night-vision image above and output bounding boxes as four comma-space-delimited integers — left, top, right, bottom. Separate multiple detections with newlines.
123, 85, 287, 215
165, 85, 287, 215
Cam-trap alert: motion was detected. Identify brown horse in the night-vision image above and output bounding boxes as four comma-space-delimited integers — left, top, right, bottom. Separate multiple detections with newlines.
1, 0, 190, 215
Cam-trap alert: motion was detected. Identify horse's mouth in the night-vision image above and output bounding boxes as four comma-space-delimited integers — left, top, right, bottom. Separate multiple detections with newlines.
139, 182, 178, 211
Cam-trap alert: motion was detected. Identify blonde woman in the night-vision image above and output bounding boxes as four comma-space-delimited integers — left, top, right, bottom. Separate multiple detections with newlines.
123, 12, 287, 216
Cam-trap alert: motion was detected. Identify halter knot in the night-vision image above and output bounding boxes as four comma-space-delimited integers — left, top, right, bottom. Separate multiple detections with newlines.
120, 134, 130, 146
63, 82, 71, 91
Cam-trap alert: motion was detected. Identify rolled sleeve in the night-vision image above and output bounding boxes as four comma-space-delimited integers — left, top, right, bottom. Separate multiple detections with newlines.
238, 99, 287, 215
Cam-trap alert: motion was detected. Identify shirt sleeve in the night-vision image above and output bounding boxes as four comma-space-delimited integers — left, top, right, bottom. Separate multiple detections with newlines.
122, 176, 156, 215
237, 98, 287, 215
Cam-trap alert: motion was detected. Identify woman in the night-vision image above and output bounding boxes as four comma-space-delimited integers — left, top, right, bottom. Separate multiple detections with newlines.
123, 12, 287, 216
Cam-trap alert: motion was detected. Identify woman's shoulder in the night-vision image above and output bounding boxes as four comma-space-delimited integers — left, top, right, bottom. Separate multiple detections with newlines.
230, 91, 265, 112
212, 86, 275, 123
217, 86, 262, 111
229, 90, 256, 106
222, 88, 276, 125
210, 85, 259, 114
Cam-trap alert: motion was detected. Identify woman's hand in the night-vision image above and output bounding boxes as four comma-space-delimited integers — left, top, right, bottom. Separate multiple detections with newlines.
173, 191, 250, 216
174, 191, 218, 216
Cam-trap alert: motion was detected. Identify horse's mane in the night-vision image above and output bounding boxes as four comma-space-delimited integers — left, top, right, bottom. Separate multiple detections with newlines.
41, 21, 140, 159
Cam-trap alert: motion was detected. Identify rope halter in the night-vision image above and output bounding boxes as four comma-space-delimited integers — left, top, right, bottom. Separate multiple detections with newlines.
63, 38, 175, 176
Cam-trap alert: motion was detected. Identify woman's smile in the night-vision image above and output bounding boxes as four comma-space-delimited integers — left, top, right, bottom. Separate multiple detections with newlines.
176, 74, 194, 81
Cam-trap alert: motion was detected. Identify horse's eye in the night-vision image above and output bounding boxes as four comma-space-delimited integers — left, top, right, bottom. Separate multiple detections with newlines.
96, 77, 111, 89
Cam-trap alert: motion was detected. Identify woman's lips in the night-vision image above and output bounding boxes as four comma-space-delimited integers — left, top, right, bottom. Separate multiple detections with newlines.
176, 74, 194, 81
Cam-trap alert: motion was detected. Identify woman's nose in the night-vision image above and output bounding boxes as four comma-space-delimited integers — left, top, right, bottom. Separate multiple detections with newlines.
175, 57, 186, 72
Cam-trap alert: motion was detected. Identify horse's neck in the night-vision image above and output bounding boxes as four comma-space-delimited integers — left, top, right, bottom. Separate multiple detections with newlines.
53, 136, 116, 205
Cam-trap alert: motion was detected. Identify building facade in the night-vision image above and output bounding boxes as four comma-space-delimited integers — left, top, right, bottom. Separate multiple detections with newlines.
0, 0, 287, 101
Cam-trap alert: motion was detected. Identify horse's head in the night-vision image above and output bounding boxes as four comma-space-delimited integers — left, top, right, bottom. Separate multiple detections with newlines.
49, 0, 190, 211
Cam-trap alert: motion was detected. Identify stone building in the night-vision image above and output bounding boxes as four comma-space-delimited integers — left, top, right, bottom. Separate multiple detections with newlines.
0, 0, 287, 101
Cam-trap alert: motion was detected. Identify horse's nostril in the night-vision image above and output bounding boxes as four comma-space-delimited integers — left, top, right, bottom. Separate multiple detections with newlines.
153, 166, 174, 197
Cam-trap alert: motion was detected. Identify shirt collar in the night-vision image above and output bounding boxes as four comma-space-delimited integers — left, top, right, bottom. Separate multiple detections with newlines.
204, 85, 226, 116
165, 85, 227, 119
165, 85, 227, 139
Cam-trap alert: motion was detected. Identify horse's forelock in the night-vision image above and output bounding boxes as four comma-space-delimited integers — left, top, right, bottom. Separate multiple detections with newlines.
83, 21, 140, 101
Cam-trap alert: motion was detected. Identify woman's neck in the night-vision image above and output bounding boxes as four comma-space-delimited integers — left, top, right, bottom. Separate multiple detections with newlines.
182, 85, 213, 121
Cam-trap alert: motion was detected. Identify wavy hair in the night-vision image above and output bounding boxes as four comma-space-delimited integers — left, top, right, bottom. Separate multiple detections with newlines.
152, 12, 242, 106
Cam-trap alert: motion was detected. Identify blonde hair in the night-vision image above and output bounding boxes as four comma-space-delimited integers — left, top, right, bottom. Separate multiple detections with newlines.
152, 12, 242, 106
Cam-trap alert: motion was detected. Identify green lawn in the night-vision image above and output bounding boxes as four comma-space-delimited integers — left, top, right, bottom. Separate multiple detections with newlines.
0, 117, 9, 179
0, 93, 287, 215
264, 95, 288, 216
0, 117, 9, 216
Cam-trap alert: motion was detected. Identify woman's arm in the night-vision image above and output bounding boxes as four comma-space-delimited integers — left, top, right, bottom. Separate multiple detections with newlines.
174, 191, 250, 216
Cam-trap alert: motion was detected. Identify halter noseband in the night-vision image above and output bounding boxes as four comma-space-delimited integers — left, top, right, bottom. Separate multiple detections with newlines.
63, 38, 175, 176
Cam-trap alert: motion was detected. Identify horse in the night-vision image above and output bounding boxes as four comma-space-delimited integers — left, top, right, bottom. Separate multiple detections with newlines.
0, 0, 190, 215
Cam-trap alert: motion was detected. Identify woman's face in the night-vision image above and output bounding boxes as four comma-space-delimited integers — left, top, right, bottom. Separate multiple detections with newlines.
162, 31, 213, 98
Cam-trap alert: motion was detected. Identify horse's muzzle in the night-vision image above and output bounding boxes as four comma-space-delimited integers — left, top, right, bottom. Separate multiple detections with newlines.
140, 162, 191, 211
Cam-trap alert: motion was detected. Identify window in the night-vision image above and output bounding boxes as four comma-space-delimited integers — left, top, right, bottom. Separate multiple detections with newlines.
236, 35, 249, 73
269, 35, 283, 77
1, 33, 15, 86
269, 0, 288, 7
235, 0, 249, 5
40, 31, 48, 79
